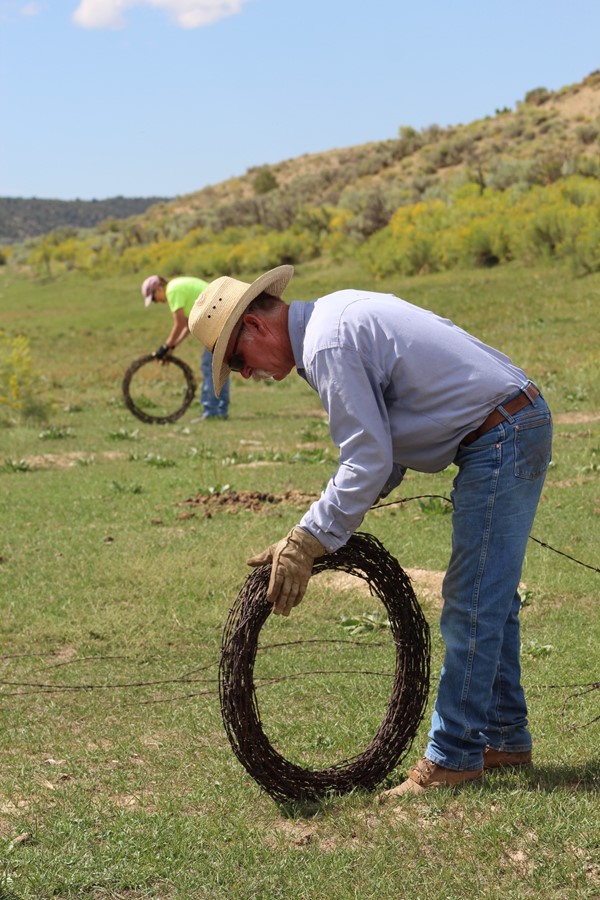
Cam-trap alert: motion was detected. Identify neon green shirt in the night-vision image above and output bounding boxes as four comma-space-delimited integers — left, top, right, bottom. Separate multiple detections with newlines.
165, 276, 209, 319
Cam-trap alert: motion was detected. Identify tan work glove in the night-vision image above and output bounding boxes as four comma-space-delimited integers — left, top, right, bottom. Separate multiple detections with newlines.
247, 526, 327, 617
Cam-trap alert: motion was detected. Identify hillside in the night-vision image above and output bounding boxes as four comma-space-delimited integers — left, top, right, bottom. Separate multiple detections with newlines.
6, 71, 600, 280
151, 71, 600, 233
0, 195, 169, 244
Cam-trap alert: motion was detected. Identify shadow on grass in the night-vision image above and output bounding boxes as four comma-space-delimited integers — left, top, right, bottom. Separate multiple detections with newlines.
273, 760, 600, 818
276, 786, 375, 819
521, 759, 600, 793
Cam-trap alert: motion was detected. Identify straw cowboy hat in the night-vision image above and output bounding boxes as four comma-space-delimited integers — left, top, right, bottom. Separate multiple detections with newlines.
188, 265, 294, 395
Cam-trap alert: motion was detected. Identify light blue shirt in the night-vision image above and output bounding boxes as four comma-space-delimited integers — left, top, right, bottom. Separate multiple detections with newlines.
287, 290, 529, 551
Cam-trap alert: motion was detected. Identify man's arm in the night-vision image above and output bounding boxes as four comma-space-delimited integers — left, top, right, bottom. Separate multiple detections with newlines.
247, 345, 398, 615
164, 308, 190, 349
299, 345, 396, 549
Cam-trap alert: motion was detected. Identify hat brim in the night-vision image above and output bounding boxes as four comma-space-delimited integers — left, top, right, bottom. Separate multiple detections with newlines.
144, 294, 153, 308
211, 265, 294, 395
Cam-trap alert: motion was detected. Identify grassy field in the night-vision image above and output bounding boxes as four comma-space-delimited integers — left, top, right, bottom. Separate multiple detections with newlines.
0, 261, 599, 899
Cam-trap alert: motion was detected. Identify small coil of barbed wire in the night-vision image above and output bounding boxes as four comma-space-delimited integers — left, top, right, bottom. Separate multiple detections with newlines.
219, 532, 431, 804
122, 354, 196, 425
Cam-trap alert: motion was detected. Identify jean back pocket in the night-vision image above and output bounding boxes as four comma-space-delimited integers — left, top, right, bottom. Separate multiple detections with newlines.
514, 412, 553, 480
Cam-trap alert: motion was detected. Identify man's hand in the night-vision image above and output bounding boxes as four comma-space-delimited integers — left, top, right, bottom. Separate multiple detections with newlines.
247, 526, 327, 616
153, 343, 172, 360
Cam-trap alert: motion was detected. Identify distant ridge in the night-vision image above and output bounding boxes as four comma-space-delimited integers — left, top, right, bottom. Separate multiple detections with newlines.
0, 195, 170, 244
3, 71, 600, 249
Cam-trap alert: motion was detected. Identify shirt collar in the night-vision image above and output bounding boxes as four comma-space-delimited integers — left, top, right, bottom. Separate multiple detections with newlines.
287, 300, 315, 380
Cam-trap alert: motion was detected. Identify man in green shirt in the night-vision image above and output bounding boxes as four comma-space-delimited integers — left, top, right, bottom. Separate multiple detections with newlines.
141, 274, 230, 419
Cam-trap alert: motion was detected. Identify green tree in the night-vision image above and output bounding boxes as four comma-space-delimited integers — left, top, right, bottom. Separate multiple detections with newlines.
253, 168, 279, 195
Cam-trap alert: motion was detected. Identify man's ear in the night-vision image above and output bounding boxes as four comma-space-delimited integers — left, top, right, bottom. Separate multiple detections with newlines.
242, 312, 269, 336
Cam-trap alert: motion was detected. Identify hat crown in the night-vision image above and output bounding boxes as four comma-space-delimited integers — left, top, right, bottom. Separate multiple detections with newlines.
189, 276, 240, 352
188, 265, 294, 395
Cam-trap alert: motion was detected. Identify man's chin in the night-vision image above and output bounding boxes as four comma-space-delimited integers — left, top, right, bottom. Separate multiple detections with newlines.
251, 370, 275, 383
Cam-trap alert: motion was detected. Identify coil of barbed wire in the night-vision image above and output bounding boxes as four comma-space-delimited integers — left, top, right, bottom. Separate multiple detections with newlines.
219, 532, 430, 804
122, 354, 196, 424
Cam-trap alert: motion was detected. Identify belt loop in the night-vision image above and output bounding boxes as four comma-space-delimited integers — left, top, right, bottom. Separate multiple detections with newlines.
522, 381, 537, 403
495, 401, 513, 424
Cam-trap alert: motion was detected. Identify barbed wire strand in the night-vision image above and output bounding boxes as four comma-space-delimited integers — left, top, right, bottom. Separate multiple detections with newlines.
373, 495, 600, 574
1, 501, 596, 737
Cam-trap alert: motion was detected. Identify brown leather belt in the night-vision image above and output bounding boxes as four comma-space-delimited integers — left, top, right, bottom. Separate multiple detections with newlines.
462, 385, 540, 446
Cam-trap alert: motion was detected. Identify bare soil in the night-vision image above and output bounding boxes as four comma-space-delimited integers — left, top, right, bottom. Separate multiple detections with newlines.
178, 489, 447, 604
178, 488, 321, 515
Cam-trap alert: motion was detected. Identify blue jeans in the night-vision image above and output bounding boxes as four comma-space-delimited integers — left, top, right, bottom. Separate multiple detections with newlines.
426, 389, 552, 771
201, 348, 230, 418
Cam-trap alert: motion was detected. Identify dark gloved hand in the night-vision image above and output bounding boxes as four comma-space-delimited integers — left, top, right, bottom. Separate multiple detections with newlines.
153, 344, 171, 360
247, 526, 327, 617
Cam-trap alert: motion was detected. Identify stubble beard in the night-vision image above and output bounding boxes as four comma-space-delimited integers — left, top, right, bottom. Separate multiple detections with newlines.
251, 369, 275, 383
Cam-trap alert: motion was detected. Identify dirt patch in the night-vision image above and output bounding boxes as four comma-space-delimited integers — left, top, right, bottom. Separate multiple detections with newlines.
554, 412, 600, 425
549, 83, 600, 121
268, 817, 377, 852
318, 570, 373, 597
271, 819, 317, 848
17, 451, 128, 469
51, 646, 78, 664
316, 567, 445, 607
106, 791, 157, 813
177, 488, 320, 516
319, 569, 444, 598
176, 491, 447, 603
406, 568, 445, 606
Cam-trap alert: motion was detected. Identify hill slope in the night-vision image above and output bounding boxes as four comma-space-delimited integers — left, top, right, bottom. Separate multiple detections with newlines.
0, 195, 170, 244
155, 71, 600, 233
5, 71, 600, 250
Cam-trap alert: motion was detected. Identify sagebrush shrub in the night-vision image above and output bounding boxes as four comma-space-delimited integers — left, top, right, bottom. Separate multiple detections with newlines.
0, 331, 50, 424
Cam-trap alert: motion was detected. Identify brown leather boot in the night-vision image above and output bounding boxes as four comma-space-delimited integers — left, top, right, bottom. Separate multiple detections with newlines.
484, 747, 532, 769
380, 757, 484, 798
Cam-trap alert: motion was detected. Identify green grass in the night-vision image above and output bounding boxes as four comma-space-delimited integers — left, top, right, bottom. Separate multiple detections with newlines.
0, 261, 599, 899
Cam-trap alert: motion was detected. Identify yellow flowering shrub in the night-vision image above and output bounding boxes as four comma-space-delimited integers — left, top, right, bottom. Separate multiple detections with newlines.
0, 331, 49, 424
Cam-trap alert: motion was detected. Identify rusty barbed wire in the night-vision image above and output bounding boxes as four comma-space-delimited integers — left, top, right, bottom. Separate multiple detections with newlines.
219, 532, 430, 804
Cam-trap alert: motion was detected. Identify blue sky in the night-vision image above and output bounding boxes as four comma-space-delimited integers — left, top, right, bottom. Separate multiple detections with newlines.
1, 0, 599, 200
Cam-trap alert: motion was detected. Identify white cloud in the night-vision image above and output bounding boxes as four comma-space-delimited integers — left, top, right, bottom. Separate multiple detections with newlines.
72, 0, 248, 30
